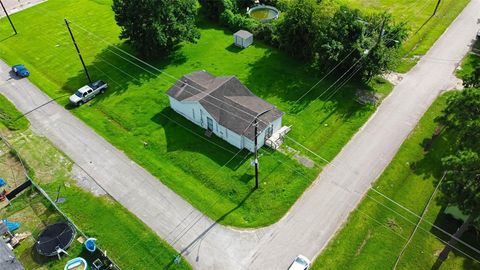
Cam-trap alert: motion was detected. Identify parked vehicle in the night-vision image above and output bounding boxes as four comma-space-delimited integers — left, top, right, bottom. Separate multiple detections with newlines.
69, 80, 108, 106
11, 64, 30, 77
288, 255, 311, 270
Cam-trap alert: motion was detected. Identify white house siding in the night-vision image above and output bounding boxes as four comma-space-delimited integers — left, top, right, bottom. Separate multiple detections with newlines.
242, 117, 282, 152
169, 97, 282, 152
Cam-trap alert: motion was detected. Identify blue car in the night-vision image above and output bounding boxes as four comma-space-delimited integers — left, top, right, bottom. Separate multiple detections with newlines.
12, 64, 30, 77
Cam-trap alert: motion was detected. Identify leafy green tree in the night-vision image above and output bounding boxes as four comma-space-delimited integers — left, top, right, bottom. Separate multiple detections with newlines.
276, 0, 319, 60
314, 6, 407, 80
436, 150, 480, 261
199, 0, 236, 21
437, 88, 480, 150
112, 0, 200, 57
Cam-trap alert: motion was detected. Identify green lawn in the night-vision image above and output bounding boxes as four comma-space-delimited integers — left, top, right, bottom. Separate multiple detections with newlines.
312, 92, 480, 270
0, 0, 394, 227
0, 94, 29, 131
345, 0, 470, 72
457, 40, 480, 80
0, 96, 190, 269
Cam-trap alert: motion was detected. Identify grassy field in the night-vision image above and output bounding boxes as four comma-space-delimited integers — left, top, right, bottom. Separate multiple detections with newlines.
0, 94, 29, 131
311, 92, 480, 270
345, 0, 470, 72
0, 0, 393, 227
0, 97, 190, 269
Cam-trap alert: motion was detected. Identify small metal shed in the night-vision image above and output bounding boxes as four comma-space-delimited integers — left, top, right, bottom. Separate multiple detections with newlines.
233, 30, 253, 48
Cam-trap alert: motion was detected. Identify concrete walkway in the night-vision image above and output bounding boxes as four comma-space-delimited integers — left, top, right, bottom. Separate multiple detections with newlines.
0, 0, 479, 269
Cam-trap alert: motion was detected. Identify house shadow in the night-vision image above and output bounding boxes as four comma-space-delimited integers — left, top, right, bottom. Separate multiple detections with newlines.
151, 107, 251, 171
61, 43, 187, 109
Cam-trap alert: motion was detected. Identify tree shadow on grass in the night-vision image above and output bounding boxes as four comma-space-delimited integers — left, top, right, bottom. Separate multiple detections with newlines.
429, 210, 480, 269
150, 107, 251, 171
409, 129, 458, 181
242, 48, 376, 117
62, 43, 187, 109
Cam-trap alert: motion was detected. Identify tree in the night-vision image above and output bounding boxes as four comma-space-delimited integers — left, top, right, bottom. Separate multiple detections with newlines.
436, 150, 480, 261
432, 88, 480, 263
314, 6, 407, 80
437, 88, 480, 150
276, 0, 320, 60
199, 0, 236, 21
112, 0, 200, 57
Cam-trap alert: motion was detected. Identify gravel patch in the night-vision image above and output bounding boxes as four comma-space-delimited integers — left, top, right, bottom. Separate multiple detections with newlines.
70, 164, 106, 197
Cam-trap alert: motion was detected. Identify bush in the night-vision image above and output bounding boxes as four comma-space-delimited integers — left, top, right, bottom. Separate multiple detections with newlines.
253, 23, 277, 44
237, 0, 255, 10
220, 9, 259, 32
199, 0, 236, 21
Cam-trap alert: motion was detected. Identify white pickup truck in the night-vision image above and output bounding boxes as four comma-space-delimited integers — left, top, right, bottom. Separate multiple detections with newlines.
69, 80, 108, 106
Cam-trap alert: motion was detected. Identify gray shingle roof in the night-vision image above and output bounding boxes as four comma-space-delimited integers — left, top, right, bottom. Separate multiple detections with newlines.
234, 30, 252, 39
167, 71, 284, 140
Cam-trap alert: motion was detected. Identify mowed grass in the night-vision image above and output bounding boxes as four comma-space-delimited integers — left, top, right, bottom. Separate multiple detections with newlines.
456, 40, 480, 80
0, 96, 190, 269
0, 94, 29, 130
312, 92, 480, 270
345, 0, 470, 72
0, 0, 392, 227
0, 96, 189, 269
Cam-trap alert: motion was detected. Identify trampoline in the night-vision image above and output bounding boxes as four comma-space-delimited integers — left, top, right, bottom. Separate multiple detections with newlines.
36, 222, 76, 257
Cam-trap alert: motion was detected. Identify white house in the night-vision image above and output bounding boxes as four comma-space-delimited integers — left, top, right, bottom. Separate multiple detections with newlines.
233, 30, 253, 48
166, 71, 285, 152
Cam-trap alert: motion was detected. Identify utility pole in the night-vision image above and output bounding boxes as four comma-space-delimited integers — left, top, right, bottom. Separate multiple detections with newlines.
252, 107, 274, 190
254, 118, 259, 189
64, 18, 92, 83
433, 0, 441, 16
0, 0, 17, 35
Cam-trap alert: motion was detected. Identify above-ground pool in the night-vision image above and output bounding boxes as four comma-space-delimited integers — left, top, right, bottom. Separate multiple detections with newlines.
248, 5, 280, 23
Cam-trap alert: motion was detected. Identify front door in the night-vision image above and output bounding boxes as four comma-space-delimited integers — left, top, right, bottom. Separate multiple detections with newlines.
207, 117, 213, 131
266, 125, 273, 138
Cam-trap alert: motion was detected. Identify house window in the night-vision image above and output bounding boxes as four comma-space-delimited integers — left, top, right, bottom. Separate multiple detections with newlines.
226, 129, 228, 139
192, 109, 195, 120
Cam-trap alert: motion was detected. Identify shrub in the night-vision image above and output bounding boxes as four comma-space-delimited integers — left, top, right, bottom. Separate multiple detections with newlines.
220, 9, 259, 32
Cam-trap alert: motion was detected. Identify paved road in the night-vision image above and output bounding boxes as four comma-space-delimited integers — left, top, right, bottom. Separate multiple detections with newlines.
1, 0, 479, 269
0, 0, 45, 17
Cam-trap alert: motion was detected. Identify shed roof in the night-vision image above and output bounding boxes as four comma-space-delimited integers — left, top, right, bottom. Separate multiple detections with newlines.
234, 30, 253, 39
166, 71, 283, 140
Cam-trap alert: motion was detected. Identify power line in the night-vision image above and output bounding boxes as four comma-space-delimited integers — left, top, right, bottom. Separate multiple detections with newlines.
370, 187, 480, 256
15, 3, 468, 264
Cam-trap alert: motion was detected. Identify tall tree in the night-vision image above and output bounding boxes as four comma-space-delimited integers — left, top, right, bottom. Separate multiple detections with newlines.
437, 88, 480, 150
437, 150, 480, 261
433, 88, 480, 262
314, 6, 407, 80
112, 0, 200, 57
199, 0, 236, 21
276, 0, 319, 60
